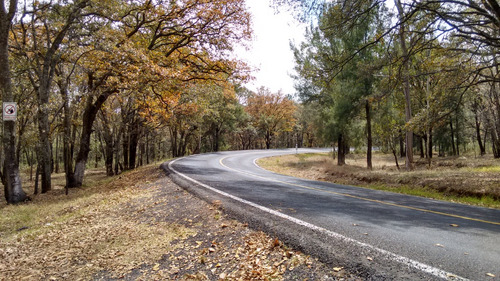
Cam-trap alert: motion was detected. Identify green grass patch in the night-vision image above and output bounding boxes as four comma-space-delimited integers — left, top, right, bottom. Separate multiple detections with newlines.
362, 184, 500, 209
469, 166, 500, 173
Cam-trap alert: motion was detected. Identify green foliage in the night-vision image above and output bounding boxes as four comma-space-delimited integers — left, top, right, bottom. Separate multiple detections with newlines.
292, 1, 381, 148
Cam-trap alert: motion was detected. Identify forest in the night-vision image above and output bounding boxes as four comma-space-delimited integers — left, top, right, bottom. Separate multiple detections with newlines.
1, 0, 500, 204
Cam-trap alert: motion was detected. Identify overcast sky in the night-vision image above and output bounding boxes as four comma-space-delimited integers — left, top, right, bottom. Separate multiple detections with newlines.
236, 1, 307, 96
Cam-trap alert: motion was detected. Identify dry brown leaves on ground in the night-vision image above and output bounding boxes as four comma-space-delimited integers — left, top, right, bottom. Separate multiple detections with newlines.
0, 165, 359, 281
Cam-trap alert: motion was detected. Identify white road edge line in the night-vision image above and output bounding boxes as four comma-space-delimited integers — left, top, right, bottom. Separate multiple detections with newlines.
168, 156, 468, 281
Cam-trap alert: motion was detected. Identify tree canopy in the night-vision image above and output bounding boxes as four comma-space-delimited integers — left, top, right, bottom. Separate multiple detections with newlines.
2, 0, 500, 203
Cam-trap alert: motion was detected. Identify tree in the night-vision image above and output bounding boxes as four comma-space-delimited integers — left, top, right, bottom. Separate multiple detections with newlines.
280, 0, 500, 165
394, 0, 415, 169
246, 87, 297, 149
1, 0, 28, 203
69, 0, 251, 186
11, 0, 91, 192
1, 0, 253, 202
201, 84, 241, 152
292, 0, 381, 166
409, 45, 474, 164
413, 0, 500, 83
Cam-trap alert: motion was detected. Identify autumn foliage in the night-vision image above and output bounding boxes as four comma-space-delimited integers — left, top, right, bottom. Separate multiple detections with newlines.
246, 88, 297, 149
0, 0, 304, 201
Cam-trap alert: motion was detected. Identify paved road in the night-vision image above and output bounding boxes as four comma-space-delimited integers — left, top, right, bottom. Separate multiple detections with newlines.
164, 149, 500, 280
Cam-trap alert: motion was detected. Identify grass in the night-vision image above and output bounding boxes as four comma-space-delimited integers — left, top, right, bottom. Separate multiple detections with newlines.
365, 183, 499, 207
0, 164, 195, 279
258, 152, 500, 209
469, 166, 500, 173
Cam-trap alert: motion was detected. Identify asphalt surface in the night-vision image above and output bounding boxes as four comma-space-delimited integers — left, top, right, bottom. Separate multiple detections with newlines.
163, 149, 500, 280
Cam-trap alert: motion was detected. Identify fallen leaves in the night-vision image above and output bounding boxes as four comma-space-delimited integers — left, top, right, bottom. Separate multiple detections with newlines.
486, 273, 495, 277
272, 237, 281, 248
0, 166, 195, 280
0, 165, 362, 281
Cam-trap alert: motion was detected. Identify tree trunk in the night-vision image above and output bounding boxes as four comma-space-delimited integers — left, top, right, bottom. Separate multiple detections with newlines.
0, 0, 28, 203
122, 128, 130, 169
170, 127, 178, 158
365, 100, 372, 170
491, 129, 500, 158
59, 80, 77, 188
139, 140, 144, 167
389, 137, 400, 171
456, 115, 461, 156
399, 129, 405, 157
483, 127, 488, 155
265, 130, 272, 149
94, 132, 99, 168
2, 120, 26, 203
146, 132, 150, 164
99, 113, 114, 176
395, 0, 414, 170
418, 135, 424, 158
55, 135, 60, 173
24, 149, 33, 181
450, 119, 457, 156
36, 76, 53, 193
105, 135, 114, 176
114, 123, 123, 175
337, 133, 346, 166
128, 121, 139, 169
72, 90, 115, 187
475, 113, 485, 156
34, 164, 40, 195
214, 125, 221, 152
16, 115, 29, 166
426, 128, 433, 167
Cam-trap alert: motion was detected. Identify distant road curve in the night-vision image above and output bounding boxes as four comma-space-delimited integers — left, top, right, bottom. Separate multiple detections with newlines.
163, 148, 500, 280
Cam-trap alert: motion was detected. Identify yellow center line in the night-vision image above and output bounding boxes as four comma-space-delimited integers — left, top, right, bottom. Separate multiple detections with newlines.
220, 155, 500, 226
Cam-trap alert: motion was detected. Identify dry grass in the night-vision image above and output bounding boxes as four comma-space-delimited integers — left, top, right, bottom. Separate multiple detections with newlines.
0, 166, 194, 280
258, 152, 500, 209
0, 164, 361, 280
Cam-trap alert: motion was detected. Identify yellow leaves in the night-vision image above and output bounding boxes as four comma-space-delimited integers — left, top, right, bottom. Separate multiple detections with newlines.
246, 88, 297, 142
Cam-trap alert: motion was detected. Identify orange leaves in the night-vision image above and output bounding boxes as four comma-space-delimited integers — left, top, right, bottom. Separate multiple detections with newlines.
246, 87, 298, 147
135, 0, 251, 59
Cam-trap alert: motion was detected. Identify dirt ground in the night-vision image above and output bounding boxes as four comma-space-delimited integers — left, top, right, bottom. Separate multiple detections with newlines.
258, 152, 500, 208
0, 165, 361, 280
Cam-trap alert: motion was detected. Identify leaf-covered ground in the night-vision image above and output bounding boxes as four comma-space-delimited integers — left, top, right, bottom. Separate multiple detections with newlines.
0, 165, 361, 280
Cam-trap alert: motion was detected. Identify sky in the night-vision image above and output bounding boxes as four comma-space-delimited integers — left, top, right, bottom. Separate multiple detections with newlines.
236, 1, 307, 96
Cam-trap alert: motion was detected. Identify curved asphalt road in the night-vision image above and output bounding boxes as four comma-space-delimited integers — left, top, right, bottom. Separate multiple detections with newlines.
164, 149, 500, 280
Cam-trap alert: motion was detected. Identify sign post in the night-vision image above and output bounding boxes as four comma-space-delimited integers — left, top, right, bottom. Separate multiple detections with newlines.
3, 102, 17, 121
